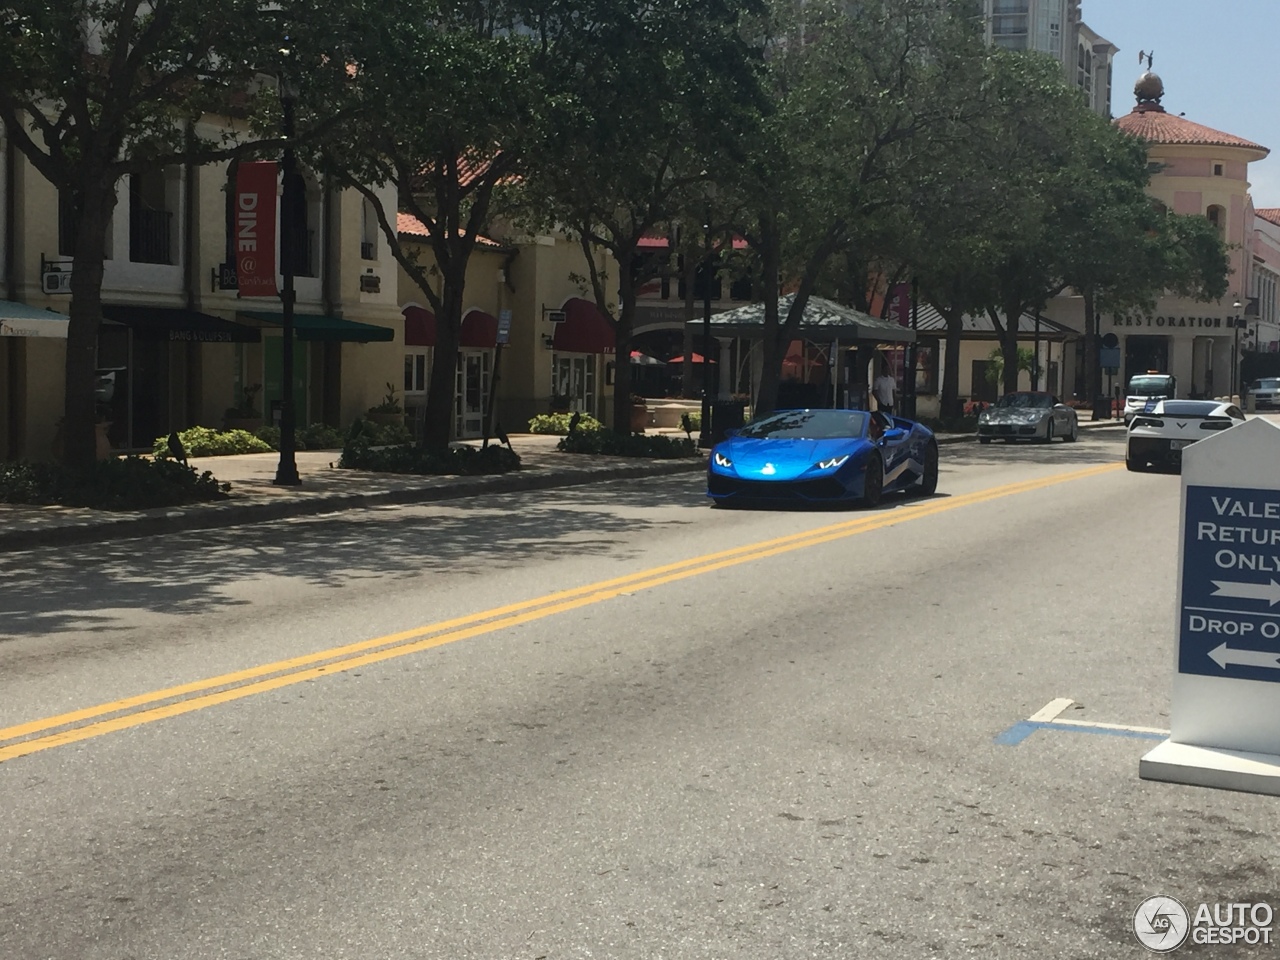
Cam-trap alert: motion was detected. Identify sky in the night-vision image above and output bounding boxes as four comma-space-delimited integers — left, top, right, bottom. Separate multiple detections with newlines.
1082, 0, 1280, 207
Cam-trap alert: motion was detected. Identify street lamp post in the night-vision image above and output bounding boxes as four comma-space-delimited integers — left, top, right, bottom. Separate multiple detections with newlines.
273, 84, 301, 486
697, 206, 714, 449
1232, 298, 1243, 404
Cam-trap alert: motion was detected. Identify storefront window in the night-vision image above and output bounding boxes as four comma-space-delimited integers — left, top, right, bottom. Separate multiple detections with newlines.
914, 343, 938, 395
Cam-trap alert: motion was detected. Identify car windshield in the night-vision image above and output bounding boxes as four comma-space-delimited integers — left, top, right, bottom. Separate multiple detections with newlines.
737, 409, 869, 440
1252, 379, 1280, 391
1128, 375, 1174, 396
993, 393, 1052, 409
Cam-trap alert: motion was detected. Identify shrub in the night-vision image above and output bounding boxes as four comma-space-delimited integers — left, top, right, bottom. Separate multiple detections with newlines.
250, 424, 347, 451
153, 426, 272, 459
339, 436, 521, 475
254, 425, 281, 450
0, 457, 229, 511
556, 430, 699, 458
527, 412, 604, 435
346, 417, 413, 447
300, 423, 345, 449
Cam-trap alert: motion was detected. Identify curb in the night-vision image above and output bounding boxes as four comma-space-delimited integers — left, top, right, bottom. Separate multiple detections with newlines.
934, 420, 1126, 446
0, 458, 708, 553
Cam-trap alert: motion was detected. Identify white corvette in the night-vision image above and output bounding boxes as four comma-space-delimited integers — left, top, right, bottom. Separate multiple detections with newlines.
1126, 399, 1245, 472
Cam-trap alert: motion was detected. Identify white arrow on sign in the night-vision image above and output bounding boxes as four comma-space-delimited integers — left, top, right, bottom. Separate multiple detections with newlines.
1208, 643, 1280, 670
1210, 578, 1280, 606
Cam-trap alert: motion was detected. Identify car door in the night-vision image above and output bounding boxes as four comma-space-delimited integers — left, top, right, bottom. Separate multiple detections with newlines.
878, 424, 915, 487
1051, 397, 1071, 431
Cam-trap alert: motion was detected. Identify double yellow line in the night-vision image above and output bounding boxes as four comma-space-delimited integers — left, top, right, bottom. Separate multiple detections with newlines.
0, 462, 1120, 765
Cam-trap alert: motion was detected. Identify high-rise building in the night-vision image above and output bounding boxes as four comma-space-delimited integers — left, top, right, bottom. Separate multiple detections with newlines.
982, 0, 1116, 116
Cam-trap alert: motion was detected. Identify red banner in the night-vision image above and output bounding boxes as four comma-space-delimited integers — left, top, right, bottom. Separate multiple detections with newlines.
234, 161, 278, 297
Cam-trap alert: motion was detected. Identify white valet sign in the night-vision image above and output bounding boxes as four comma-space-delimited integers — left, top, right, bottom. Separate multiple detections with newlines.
1142, 417, 1280, 794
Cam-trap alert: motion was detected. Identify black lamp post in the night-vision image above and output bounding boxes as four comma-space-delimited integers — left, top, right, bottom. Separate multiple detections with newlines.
697, 206, 714, 449
273, 81, 301, 486
1232, 298, 1243, 403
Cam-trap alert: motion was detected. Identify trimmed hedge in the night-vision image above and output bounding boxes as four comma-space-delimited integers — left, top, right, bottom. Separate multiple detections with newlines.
528, 412, 604, 435
0, 457, 229, 511
154, 426, 271, 459
556, 430, 699, 458
339, 437, 522, 476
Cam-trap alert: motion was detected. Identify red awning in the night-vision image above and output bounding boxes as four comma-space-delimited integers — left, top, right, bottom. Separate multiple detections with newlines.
667, 352, 714, 364
552, 298, 615, 354
403, 306, 498, 348
461, 309, 498, 348
404, 305, 435, 346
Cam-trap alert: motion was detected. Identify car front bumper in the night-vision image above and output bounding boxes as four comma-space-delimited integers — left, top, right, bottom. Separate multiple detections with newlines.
977, 421, 1043, 439
707, 471, 855, 501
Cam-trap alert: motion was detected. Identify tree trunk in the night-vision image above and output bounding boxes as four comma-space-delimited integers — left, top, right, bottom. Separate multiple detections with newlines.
422, 273, 465, 452
752, 238, 783, 419
610, 268, 636, 434
1083, 288, 1099, 402
941, 307, 963, 420
63, 183, 116, 468
1001, 304, 1021, 395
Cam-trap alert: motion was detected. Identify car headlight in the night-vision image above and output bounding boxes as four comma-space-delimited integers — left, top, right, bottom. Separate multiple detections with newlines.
713, 452, 733, 468
816, 455, 849, 470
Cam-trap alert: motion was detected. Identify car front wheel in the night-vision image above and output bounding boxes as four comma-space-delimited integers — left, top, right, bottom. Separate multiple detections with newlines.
918, 441, 939, 496
862, 453, 884, 507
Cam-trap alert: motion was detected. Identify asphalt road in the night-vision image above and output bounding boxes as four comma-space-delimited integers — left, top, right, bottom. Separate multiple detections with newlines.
1, 430, 1275, 959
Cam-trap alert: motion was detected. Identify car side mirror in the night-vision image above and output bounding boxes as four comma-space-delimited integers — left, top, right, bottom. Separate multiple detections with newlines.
882, 428, 907, 442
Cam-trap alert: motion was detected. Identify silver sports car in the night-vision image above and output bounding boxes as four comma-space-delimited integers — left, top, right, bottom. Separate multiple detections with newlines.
977, 392, 1079, 443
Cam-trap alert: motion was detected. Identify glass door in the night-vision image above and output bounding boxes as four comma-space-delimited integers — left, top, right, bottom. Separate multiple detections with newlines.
454, 349, 491, 438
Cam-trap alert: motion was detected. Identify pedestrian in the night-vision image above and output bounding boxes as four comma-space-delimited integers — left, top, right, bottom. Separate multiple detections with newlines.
873, 364, 896, 416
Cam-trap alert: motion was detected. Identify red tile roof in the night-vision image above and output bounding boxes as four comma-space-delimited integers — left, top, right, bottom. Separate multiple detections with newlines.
396, 212, 504, 248
1258, 209, 1280, 227
1115, 105, 1269, 156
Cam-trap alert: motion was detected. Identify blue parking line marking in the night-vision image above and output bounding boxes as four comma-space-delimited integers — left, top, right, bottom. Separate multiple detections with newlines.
994, 721, 1168, 746
994, 721, 1039, 745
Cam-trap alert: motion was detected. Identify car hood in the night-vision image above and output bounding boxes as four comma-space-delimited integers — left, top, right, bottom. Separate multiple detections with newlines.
715, 437, 864, 480
983, 408, 1046, 423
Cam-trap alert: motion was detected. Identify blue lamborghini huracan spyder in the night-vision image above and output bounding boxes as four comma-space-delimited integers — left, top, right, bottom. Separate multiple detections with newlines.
706, 409, 938, 507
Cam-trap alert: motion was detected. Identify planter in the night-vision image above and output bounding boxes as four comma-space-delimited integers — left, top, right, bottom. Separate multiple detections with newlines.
629, 403, 649, 433
224, 417, 263, 433
367, 412, 404, 427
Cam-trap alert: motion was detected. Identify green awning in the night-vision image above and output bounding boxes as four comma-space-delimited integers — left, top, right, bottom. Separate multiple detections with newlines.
239, 311, 395, 343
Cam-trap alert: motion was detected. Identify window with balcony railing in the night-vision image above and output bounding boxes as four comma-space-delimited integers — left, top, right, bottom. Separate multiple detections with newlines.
129, 172, 175, 265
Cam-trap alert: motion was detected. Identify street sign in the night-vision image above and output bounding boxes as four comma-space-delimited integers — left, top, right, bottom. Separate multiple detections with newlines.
1142, 418, 1280, 794
497, 309, 511, 345
1099, 347, 1121, 369
1178, 484, 1280, 681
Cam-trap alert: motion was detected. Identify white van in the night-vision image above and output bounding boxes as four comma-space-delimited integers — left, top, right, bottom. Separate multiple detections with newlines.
1123, 373, 1177, 425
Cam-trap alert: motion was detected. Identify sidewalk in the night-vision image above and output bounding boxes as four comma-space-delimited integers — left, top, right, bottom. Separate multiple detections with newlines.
0, 420, 1126, 553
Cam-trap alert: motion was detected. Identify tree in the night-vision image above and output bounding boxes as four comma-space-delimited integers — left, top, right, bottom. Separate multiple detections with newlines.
719, 0, 984, 418
314, 0, 545, 451
517, 0, 765, 434
0, 1, 345, 465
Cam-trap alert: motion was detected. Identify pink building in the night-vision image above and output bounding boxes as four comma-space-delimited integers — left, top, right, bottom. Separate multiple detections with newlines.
1048, 70, 1275, 399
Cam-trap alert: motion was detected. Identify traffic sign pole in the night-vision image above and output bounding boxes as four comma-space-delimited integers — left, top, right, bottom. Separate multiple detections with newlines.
1141, 418, 1280, 795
